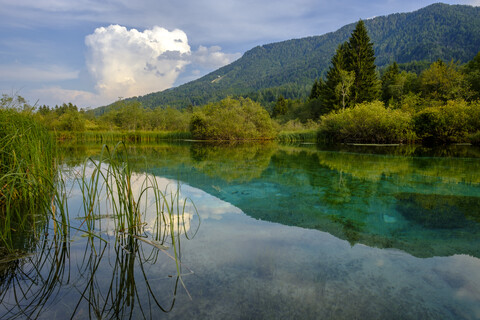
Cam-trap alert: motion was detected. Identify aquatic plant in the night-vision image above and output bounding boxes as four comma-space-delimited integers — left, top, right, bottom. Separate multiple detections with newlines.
276, 130, 318, 143
0, 219, 193, 319
54, 130, 192, 143
0, 141, 200, 318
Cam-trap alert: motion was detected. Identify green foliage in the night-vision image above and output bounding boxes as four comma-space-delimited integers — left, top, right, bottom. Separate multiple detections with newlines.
272, 95, 288, 117
414, 100, 479, 144
470, 131, 480, 146
276, 130, 318, 143
317, 101, 415, 143
335, 69, 355, 109
189, 97, 277, 140
419, 60, 471, 102
321, 42, 349, 111
314, 20, 379, 113
1, 94, 34, 113
381, 63, 420, 107
463, 51, 480, 101
309, 79, 324, 100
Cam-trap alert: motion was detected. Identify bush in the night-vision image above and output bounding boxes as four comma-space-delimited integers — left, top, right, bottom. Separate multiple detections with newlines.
413, 100, 471, 144
189, 97, 277, 140
317, 101, 415, 143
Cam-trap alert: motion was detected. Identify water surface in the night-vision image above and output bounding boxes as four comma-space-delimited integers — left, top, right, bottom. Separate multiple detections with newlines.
1, 142, 480, 319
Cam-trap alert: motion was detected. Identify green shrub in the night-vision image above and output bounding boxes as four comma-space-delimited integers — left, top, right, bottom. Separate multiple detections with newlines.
317, 101, 415, 143
189, 97, 277, 140
414, 100, 471, 144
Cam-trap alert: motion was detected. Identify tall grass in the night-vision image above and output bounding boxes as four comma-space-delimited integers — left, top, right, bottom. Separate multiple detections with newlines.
1, 135, 200, 317
54, 130, 192, 143
69, 142, 200, 301
0, 109, 57, 250
276, 130, 318, 143
1, 108, 199, 304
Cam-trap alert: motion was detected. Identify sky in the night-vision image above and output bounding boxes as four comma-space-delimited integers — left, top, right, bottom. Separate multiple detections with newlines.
1, 0, 479, 109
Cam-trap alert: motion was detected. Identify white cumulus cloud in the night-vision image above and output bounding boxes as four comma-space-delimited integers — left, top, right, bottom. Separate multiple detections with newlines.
32, 86, 101, 108
85, 24, 191, 100
84, 24, 241, 103
192, 45, 241, 69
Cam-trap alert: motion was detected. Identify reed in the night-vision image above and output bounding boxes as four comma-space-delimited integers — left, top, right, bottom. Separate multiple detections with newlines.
0, 109, 57, 250
1, 139, 200, 318
55, 130, 192, 143
276, 130, 318, 143
73, 142, 200, 294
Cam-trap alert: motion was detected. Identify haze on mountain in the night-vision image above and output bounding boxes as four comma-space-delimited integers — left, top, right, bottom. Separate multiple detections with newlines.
98, 3, 480, 113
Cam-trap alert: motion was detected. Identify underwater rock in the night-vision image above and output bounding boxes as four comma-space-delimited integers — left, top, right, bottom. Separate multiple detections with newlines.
383, 214, 397, 223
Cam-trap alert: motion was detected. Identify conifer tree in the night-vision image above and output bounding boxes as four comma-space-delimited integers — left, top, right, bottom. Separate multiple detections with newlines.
381, 62, 400, 104
323, 42, 349, 110
310, 20, 379, 113
309, 79, 322, 100
346, 20, 380, 104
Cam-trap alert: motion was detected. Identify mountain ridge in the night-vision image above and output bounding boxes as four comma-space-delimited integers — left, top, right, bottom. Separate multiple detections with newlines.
98, 3, 480, 113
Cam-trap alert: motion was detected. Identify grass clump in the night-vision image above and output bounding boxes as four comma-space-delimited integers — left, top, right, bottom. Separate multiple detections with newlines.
276, 130, 318, 143
0, 109, 57, 249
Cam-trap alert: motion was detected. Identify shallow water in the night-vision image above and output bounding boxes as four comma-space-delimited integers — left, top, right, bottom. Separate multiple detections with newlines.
1, 142, 480, 319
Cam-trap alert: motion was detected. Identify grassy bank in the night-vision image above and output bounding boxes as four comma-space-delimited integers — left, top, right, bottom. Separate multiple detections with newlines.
54, 130, 192, 143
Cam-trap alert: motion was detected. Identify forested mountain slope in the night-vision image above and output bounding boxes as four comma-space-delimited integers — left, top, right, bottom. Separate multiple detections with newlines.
100, 3, 480, 112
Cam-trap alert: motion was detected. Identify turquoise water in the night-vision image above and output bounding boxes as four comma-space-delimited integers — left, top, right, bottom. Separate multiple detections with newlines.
1, 142, 480, 319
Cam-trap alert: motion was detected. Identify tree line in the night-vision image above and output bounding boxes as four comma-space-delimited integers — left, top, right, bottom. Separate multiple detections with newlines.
2, 19, 480, 143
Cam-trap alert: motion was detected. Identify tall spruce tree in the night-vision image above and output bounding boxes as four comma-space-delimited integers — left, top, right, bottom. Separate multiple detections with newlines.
323, 42, 349, 110
346, 20, 380, 104
311, 20, 379, 113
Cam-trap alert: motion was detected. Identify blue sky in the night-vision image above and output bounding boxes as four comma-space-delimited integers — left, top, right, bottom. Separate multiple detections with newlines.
1, 0, 479, 109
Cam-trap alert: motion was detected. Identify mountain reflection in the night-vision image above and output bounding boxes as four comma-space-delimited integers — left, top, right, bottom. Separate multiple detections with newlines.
58, 142, 480, 258
136, 142, 480, 258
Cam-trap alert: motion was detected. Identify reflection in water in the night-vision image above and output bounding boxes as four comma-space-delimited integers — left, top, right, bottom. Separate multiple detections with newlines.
0, 231, 189, 319
189, 142, 276, 182
3, 142, 480, 319
141, 142, 480, 258
396, 193, 480, 228
0, 156, 200, 319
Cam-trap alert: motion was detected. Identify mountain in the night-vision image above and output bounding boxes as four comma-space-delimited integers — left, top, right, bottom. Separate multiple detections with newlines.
102, 3, 480, 112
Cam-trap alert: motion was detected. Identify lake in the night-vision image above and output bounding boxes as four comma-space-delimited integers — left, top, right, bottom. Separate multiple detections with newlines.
1, 141, 480, 319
